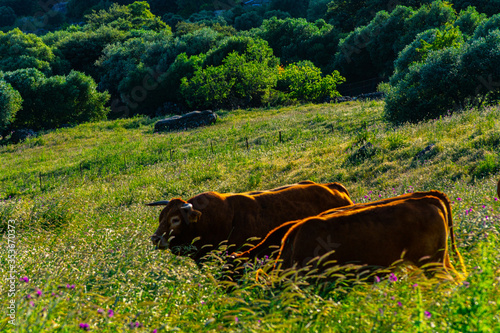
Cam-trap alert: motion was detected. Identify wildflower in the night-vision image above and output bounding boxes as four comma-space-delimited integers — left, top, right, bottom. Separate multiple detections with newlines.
389, 273, 398, 282
66, 284, 75, 289
36, 289, 43, 297
457, 197, 462, 202
462, 281, 470, 288
495, 198, 498, 202
397, 301, 402, 307
130, 322, 142, 328
424, 311, 432, 319
79, 323, 90, 331
29, 301, 35, 307
235, 316, 239, 324
108, 309, 114, 317
374, 276, 380, 283
20, 276, 29, 283
97, 308, 104, 314
201, 301, 205, 305
26, 294, 32, 299
152, 330, 158, 333
412, 283, 418, 288
379, 308, 384, 316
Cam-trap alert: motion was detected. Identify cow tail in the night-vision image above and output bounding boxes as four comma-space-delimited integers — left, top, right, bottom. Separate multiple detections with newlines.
440, 193, 467, 278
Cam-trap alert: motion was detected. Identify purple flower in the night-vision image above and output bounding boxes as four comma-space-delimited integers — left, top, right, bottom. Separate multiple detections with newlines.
66, 284, 75, 289
374, 276, 380, 283
97, 308, 104, 314
457, 197, 462, 201
79, 323, 90, 331
424, 311, 432, 319
36, 289, 43, 297
389, 273, 398, 282
412, 283, 418, 288
379, 308, 384, 316
152, 330, 158, 333
201, 301, 205, 305
235, 316, 239, 323
26, 294, 32, 299
108, 309, 114, 317
29, 301, 35, 307
462, 281, 470, 288
20, 276, 29, 283
397, 301, 402, 307
495, 198, 498, 202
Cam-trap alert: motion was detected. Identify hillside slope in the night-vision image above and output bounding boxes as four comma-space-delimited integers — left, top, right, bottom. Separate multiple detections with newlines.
0, 101, 499, 332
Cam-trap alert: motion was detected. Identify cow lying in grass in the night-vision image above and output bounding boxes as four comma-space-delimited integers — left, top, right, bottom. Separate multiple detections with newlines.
225, 191, 466, 281
147, 181, 353, 263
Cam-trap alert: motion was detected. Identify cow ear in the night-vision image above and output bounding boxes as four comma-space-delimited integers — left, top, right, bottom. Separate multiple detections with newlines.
188, 210, 202, 224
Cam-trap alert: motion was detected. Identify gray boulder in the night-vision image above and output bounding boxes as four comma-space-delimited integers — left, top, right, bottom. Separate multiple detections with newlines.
154, 110, 217, 133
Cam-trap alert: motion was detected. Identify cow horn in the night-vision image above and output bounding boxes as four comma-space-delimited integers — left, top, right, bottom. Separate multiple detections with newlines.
180, 203, 193, 210
146, 200, 170, 206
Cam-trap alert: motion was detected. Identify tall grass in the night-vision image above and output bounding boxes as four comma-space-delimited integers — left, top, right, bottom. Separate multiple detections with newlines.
0, 101, 499, 332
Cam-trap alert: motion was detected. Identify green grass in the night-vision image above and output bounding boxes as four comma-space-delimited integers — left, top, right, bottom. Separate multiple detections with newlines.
1, 101, 500, 332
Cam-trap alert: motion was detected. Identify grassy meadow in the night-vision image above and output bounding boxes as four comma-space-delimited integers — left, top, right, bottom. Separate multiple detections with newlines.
1, 100, 500, 332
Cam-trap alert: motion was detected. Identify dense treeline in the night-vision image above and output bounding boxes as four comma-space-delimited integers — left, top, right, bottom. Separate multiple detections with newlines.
0, 0, 500, 135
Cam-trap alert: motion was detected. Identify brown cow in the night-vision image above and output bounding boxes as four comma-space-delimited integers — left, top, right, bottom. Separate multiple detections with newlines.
227, 191, 466, 280
147, 181, 353, 262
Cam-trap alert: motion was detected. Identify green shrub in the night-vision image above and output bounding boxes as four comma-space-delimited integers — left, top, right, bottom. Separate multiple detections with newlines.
391, 24, 464, 85
384, 47, 463, 124
385, 30, 500, 124
181, 50, 279, 109
473, 13, 500, 39
0, 78, 22, 132
3, 68, 109, 130
276, 61, 345, 102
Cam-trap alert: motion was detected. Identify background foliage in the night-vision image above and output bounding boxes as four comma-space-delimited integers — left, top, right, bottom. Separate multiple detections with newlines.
0, 0, 499, 132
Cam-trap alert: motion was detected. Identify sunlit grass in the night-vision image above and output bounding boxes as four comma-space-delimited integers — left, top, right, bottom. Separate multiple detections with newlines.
1, 101, 500, 332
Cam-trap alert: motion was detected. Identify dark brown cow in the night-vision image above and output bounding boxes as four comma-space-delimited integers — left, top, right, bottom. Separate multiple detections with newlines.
147, 181, 353, 262
227, 191, 466, 280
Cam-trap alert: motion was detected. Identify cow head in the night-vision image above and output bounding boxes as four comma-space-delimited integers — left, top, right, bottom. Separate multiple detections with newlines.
147, 198, 202, 253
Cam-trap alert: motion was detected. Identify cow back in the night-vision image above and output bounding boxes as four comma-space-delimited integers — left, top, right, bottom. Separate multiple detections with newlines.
277, 195, 452, 272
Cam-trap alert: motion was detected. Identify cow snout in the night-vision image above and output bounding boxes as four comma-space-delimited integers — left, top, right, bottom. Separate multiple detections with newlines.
151, 235, 161, 245
151, 234, 169, 249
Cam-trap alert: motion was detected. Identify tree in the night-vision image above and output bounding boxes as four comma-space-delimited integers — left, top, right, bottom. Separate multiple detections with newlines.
0, 6, 15, 27
454, 6, 487, 38
51, 26, 129, 80
84, 1, 167, 31
0, 0, 38, 16
256, 17, 341, 71
0, 28, 55, 75
334, 6, 414, 82
269, 0, 309, 18
0, 78, 22, 133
